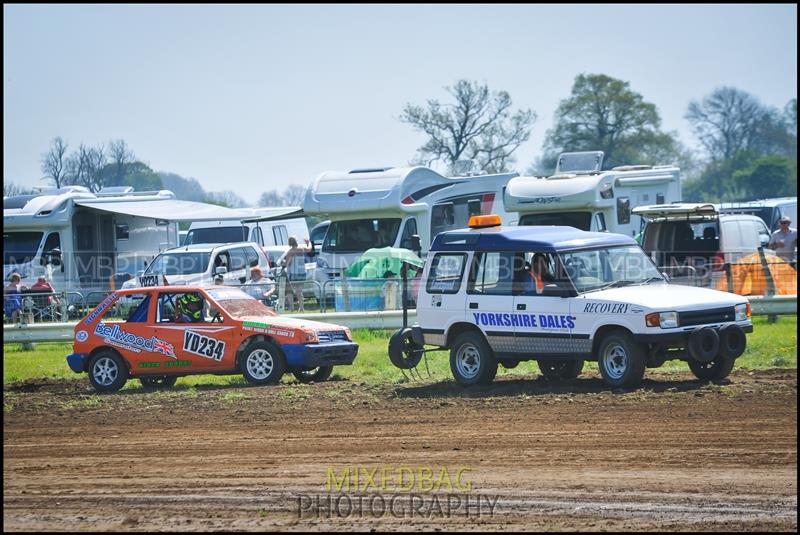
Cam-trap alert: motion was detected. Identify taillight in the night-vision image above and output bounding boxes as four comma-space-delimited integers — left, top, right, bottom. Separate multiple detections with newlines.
711, 253, 725, 272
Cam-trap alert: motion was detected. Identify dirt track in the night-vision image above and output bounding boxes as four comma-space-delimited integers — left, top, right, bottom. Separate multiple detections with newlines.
3, 369, 797, 531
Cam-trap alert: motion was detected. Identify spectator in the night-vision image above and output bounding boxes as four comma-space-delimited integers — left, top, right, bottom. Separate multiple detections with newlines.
4, 273, 26, 321
244, 266, 276, 305
281, 236, 312, 312
381, 270, 399, 310
214, 274, 225, 285
527, 253, 556, 295
768, 216, 798, 266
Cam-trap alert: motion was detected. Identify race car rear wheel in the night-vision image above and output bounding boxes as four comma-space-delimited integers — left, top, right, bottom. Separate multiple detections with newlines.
139, 376, 178, 389
538, 358, 584, 380
688, 353, 735, 382
292, 366, 333, 383
88, 350, 129, 393
450, 332, 497, 386
241, 340, 286, 385
597, 331, 646, 389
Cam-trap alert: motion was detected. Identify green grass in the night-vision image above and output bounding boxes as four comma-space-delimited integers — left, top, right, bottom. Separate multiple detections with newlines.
3, 317, 796, 387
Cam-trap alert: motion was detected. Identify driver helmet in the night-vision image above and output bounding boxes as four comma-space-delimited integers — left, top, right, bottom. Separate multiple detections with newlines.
177, 292, 203, 321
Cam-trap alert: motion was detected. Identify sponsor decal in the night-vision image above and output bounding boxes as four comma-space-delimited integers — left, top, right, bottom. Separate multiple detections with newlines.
93, 322, 176, 358
471, 312, 575, 330
583, 302, 630, 314
183, 330, 226, 361
522, 196, 561, 204
244, 320, 270, 329
139, 362, 161, 368
83, 292, 119, 325
166, 360, 191, 368
75, 330, 89, 342
267, 328, 293, 338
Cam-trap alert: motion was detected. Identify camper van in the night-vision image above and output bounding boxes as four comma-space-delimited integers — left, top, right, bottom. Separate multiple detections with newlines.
303, 165, 518, 300
3, 186, 179, 302
184, 207, 309, 248
504, 151, 681, 238
719, 197, 797, 233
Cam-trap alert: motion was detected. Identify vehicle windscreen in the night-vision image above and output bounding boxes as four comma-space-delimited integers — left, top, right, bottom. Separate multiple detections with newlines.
185, 227, 248, 245
323, 218, 401, 253
559, 245, 663, 293
145, 252, 212, 276
519, 212, 591, 231
205, 287, 276, 318
3, 232, 44, 265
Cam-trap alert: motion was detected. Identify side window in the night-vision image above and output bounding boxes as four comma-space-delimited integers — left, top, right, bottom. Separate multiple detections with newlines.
594, 212, 607, 232
229, 248, 249, 272
157, 293, 177, 323
426, 253, 467, 294
617, 197, 631, 225
272, 225, 288, 246
127, 294, 151, 323
43, 232, 61, 252
245, 247, 260, 268
213, 252, 231, 273
251, 227, 264, 246
115, 224, 129, 241
431, 204, 455, 238
400, 218, 418, 250
468, 252, 516, 295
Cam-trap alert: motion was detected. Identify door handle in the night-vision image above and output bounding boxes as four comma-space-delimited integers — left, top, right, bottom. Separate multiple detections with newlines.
469, 302, 478, 309
517, 303, 526, 311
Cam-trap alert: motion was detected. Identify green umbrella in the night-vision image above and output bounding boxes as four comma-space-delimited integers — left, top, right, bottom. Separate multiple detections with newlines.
345, 247, 424, 278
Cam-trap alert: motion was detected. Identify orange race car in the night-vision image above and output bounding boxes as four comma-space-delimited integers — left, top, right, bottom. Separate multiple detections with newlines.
67, 286, 359, 392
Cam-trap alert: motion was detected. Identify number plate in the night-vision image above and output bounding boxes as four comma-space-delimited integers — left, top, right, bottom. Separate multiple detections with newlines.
139, 274, 160, 287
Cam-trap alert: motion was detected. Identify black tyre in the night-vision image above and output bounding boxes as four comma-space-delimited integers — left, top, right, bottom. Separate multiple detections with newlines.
718, 325, 746, 360
88, 349, 129, 393
240, 340, 286, 385
388, 327, 424, 369
292, 366, 333, 383
597, 331, 646, 389
449, 331, 497, 386
688, 354, 735, 382
139, 376, 178, 389
538, 358, 584, 380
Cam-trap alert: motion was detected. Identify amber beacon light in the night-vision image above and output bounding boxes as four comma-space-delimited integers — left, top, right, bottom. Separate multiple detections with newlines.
468, 214, 502, 228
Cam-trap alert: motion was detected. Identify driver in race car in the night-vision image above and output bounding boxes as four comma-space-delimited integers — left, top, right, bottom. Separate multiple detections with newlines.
175, 292, 204, 323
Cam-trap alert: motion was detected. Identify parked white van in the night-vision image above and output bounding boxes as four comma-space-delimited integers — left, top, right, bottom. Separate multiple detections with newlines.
184, 207, 309, 248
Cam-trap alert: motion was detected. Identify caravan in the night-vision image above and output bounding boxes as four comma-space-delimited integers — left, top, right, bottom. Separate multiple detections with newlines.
504, 151, 681, 238
303, 165, 518, 299
3, 186, 179, 302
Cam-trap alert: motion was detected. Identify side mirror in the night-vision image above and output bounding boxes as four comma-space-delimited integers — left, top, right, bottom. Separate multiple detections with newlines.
661, 272, 671, 283
541, 284, 575, 298
760, 235, 770, 247
215, 266, 228, 276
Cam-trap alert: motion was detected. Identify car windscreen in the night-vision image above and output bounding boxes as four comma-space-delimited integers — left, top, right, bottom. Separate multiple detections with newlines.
323, 218, 401, 253
559, 245, 663, 293
519, 212, 591, 231
185, 226, 248, 245
3, 232, 44, 265
145, 252, 212, 276
205, 287, 276, 318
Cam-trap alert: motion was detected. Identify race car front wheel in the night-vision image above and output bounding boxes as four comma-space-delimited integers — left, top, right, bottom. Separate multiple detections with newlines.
88, 350, 129, 393
241, 340, 286, 385
292, 366, 333, 383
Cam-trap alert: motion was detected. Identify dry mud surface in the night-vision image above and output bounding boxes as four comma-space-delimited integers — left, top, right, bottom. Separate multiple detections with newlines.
3, 369, 797, 531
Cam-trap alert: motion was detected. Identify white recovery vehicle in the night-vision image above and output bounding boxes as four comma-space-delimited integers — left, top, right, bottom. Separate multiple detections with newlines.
504, 151, 681, 238
389, 215, 752, 389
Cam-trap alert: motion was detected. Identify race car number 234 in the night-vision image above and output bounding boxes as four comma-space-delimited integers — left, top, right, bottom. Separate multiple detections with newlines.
183, 331, 225, 361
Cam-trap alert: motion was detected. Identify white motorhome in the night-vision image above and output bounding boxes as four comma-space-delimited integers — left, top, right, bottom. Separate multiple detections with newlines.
4, 186, 262, 304
184, 207, 309, 248
303, 165, 518, 294
504, 151, 681, 238
3, 186, 179, 301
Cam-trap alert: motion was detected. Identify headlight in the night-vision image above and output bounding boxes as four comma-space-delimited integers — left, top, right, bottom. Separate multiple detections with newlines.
301, 329, 319, 344
343, 327, 352, 341
645, 311, 678, 329
316, 257, 328, 269
735, 303, 749, 321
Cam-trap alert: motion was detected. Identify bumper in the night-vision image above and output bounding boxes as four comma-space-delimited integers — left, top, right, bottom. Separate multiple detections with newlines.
66, 353, 88, 373
634, 322, 753, 345
281, 342, 358, 368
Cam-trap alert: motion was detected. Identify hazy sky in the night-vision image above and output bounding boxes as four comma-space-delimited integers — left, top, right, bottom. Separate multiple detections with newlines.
4, 4, 797, 202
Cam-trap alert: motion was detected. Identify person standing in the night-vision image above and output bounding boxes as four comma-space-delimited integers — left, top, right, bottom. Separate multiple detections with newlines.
281, 237, 312, 312
4, 273, 26, 321
768, 216, 798, 267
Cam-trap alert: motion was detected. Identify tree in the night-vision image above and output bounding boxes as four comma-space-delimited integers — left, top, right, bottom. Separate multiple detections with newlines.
685, 87, 791, 162
400, 79, 536, 174
205, 190, 249, 208
3, 181, 32, 197
283, 184, 307, 206
159, 172, 208, 202
732, 156, 796, 200
258, 189, 282, 207
41, 137, 69, 188
540, 73, 680, 171
64, 143, 107, 192
107, 139, 135, 186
